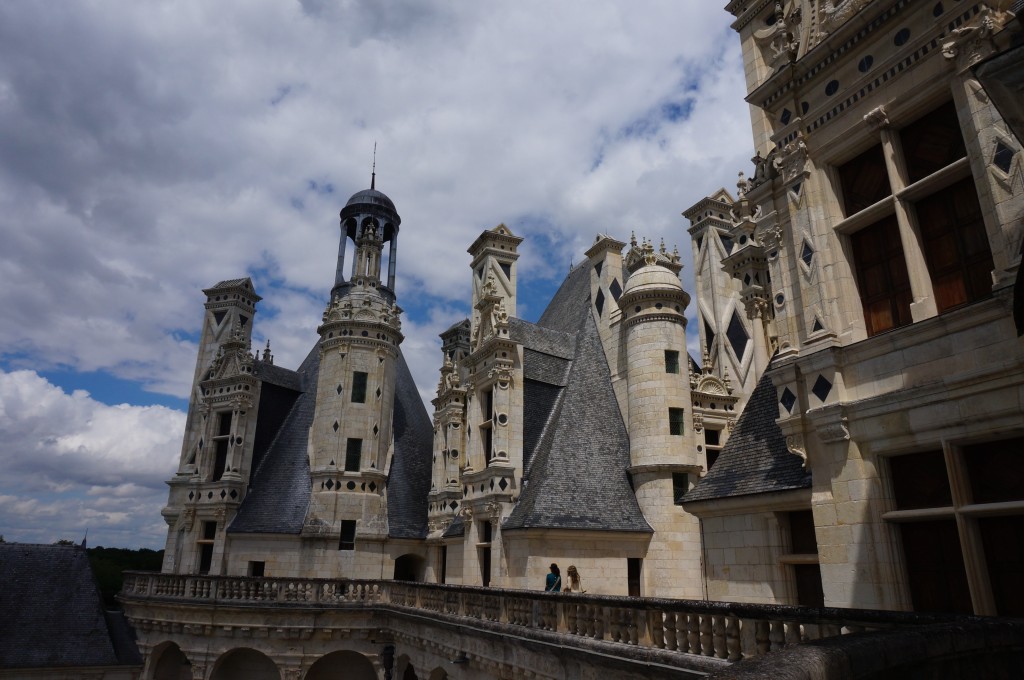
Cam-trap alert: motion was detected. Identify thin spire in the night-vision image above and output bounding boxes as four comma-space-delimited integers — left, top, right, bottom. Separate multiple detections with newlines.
371, 142, 377, 190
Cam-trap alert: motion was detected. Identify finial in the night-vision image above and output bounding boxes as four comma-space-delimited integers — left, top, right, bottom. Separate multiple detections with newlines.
263, 339, 273, 364
371, 142, 377, 190
672, 244, 680, 261
660, 237, 666, 254
630, 231, 637, 247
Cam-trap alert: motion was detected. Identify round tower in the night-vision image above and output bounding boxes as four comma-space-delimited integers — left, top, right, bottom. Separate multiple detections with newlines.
618, 243, 703, 599
306, 184, 405, 549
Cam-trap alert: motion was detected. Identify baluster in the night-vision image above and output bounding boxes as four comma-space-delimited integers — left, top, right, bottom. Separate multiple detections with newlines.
820, 623, 841, 639
664, 612, 677, 651
785, 621, 802, 645
712, 615, 726, 659
687, 614, 700, 654
726, 616, 741, 661
755, 620, 770, 655
649, 610, 665, 649
626, 610, 638, 645
769, 620, 785, 652
739, 618, 757, 658
700, 615, 713, 656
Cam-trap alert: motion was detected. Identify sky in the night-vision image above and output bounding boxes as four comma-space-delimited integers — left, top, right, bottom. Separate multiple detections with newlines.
0, 0, 754, 549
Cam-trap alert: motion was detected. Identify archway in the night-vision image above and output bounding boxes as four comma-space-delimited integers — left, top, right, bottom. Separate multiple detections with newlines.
428, 668, 448, 680
305, 650, 376, 680
210, 648, 279, 680
393, 553, 424, 582
149, 641, 192, 680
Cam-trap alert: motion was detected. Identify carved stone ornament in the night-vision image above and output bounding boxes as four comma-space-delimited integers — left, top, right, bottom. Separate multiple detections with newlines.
942, 6, 1010, 70
777, 137, 809, 183
863, 105, 889, 131
786, 434, 807, 467
817, 416, 850, 443
820, 0, 873, 36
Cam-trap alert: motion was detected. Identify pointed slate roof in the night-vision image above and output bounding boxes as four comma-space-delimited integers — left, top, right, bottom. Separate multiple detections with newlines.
229, 342, 433, 537
386, 352, 434, 538
0, 543, 141, 670
503, 264, 651, 533
684, 364, 812, 503
229, 345, 320, 534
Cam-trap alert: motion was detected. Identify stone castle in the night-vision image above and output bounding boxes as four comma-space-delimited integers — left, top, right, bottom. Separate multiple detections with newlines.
120, 1, 1024, 678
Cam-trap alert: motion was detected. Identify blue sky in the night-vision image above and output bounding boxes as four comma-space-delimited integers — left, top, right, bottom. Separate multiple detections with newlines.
0, 0, 752, 549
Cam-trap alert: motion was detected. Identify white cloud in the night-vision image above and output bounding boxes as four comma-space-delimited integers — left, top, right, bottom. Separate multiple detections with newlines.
0, 370, 184, 547
0, 2, 757, 545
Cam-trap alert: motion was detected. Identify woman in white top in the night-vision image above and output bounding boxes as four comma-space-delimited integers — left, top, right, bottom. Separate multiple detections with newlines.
564, 565, 584, 593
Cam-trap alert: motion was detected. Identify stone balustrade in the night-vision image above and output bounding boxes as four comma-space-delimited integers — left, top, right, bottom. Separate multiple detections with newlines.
120, 572, 980, 667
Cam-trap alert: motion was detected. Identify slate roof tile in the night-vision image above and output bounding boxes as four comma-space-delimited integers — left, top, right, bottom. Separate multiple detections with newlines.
0, 544, 141, 669
684, 363, 812, 503
504, 264, 650, 533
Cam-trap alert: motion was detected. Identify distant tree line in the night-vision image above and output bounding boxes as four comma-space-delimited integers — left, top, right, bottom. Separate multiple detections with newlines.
87, 545, 165, 609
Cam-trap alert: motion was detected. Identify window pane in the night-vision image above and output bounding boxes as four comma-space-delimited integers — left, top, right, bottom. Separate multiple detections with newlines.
838, 144, 891, 216
900, 101, 967, 184
851, 215, 913, 336
915, 177, 993, 312
665, 350, 680, 374
794, 564, 824, 607
669, 408, 685, 435
345, 438, 362, 472
964, 437, 1024, 504
351, 372, 368, 403
789, 510, 818, 554
672, 473, 688, 505
899, 520, 972, 614
339, 520, 356, 550
889, 451, 951, 510
979, 515, 1024, 616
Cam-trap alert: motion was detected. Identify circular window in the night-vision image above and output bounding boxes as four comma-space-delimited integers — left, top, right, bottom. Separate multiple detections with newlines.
450, 450, 459, 458
347, 481, 356, 490
710, 403, 717, 410
635, 306, 642, 313
775, 293, 785, 306
739, 235, 748, 244
894, 28, 911, 46
361, 330, 368, 337
825, 80, 839, 96
497, 413, 508, 426
655, 303, 663, 309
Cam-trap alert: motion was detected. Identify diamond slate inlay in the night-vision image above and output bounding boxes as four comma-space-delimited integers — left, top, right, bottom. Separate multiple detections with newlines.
499, 478, 508, 491
780, 387, 797, 413
801, 240, 814, 267
994, 141, 1014, 174
812, 375, 833, 402
332, 421, 339, 432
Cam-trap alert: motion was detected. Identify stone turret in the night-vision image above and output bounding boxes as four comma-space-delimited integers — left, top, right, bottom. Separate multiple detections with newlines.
305, 185, 405, 546
618, 240, 703, 598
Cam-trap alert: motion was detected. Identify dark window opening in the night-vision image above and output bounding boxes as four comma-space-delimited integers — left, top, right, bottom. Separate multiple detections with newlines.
720, 233, 734, 255
198, 521, 217, 575
482, 388, 494, 465
672, 473, 689, 505
594, 261, 603, 276
851, 215, 913, 336
345, 438, 362, 472
964, 436, 1024, 504
838, 144, 891, 216
627, 558, 642, 597
439, 545, 448, 584
248, 561, 265, 578
665, 350, 680, 374
669, 408, 685, 436
499, 262, 512, 281
900, 519, 972, 614
339, 520, 357, 551
212, 411, 232, 482
794, 564, 825, 607
915, 177, 993, 312
706, 449, 720, 470
351, 372, 368, 403
788, 510, 818, 555
609, 278, 622, 301
900, 100, 967, 184
595, 288, 605, 316
890, 450, 951, 510
980, 515, 1024, 616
